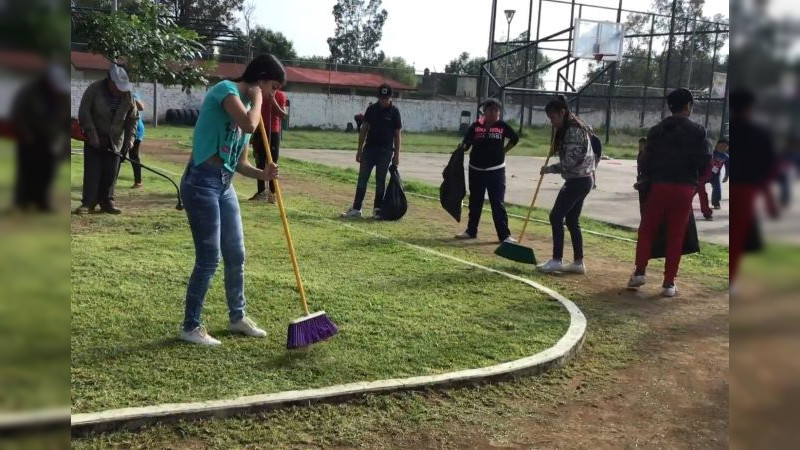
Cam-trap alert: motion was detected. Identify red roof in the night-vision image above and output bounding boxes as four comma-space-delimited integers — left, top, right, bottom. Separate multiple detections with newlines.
0, 50, 48, 72
284, 66, 414, 90
70, 51, 414, 90
71, 51, 111, 71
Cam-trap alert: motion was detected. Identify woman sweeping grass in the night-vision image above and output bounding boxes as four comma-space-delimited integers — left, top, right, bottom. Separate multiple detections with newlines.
179, 54, 283, 346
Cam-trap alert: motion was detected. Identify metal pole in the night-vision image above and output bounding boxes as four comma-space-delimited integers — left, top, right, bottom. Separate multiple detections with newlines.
662, 0, 679, 118
153, 81, 158, 128
720, 70, 729, 137
113, 0, 118, 11
486, 0, 498, 100
565, 0, 575, 91
705, 26, 720, 128
686, 18, 698, 89
640, 14, 656, 127
519, 0, 534, 133
604, 0, 623, 145
677, 19, 689, 87
504, 20, 511, 101
572, 4, 582, 91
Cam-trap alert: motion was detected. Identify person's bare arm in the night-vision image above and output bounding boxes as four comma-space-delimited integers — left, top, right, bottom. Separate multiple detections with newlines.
236, 142, 279, 180
393, 129, 401, 165
271, 94, 287, 118
222, 86, 263, 133
357, 123, 370, 163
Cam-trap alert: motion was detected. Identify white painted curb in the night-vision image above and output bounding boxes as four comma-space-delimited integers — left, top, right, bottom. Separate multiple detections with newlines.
70, 213, 586, 436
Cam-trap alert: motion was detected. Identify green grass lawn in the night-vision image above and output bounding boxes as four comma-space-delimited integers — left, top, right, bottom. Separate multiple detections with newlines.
71, 140, 728, 448
70, 154, 571, 414
146, 124, 642, 159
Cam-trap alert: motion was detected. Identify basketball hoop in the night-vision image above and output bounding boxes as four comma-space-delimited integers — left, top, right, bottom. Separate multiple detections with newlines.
593, 53, 616, 62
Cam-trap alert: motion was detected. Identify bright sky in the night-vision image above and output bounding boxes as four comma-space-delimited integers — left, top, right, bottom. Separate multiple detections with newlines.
248, 0, 729, 74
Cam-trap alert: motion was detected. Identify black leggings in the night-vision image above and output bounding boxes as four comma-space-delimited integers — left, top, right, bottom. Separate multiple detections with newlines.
549, 176, 593, 260
253, 131, 280, 193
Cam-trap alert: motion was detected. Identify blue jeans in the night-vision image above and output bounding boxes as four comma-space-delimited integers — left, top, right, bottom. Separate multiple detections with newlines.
180, 161, 246, 331
353, 147, 394, 210
710, 172, 722, 206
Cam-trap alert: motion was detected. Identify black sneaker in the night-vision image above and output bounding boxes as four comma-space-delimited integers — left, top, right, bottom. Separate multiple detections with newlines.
101, 205, 122, 215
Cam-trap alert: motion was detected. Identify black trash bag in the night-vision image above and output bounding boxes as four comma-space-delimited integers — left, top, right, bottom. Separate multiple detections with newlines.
650, 213, 700, 259
381, 164, 408, 221
440, 147, 466, 222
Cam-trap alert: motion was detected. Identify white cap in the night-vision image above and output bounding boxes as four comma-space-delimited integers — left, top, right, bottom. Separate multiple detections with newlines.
109, 64, 131, 92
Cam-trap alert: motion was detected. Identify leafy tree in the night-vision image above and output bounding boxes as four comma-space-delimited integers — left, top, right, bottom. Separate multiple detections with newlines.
155, 0, 244, 45
327, 0, 387, 66
73, 0, 209, 91
1, 0, 70, 55
444, 52, 486, 76
233, 26, 297, 61
374, 56, 417, 87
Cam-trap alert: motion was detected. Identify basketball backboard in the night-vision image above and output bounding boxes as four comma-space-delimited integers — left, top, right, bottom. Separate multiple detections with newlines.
572, 19, 625, 61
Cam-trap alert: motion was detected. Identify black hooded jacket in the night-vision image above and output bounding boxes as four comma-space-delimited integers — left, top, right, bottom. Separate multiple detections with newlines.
642, 115, 711, 186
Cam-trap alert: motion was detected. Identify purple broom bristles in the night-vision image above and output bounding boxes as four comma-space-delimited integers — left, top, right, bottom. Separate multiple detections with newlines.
286, 311, 339, 349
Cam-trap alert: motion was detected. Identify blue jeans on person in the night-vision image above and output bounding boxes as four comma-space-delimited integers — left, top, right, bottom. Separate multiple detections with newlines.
180, 160, 247, 332
467, 167, 510, 241
353, 146, 394, 211
710, 172, 722, 206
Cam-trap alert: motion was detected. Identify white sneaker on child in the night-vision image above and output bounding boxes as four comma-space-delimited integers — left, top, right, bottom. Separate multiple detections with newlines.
228, 316, 267, 337
455, 231, 476, 239
627, 272, 646, 290
180, 325, 222, 346
562, 261, 586, 274
538, 259, 564, 273
661, 283, 678, 297
340, 208, 362, 218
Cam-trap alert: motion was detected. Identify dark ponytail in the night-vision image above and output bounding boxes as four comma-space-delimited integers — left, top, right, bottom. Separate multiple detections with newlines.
545, 94, 587, 153
231, 53, 286, 85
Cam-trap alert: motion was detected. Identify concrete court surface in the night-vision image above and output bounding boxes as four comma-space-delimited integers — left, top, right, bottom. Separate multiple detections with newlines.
285, 148, 730, 246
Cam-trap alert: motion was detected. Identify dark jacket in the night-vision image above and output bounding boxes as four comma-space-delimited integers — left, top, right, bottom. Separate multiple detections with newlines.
642, 115, 711, 186
729, 117, 775, 185
78, 78, 138, 152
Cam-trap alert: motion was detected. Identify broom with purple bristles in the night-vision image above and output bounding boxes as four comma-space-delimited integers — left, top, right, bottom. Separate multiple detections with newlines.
256, 118, 338, 349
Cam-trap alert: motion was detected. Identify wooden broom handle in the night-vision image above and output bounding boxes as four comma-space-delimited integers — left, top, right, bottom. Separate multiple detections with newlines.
517, 127, 555, 243
258, 118, 310, 315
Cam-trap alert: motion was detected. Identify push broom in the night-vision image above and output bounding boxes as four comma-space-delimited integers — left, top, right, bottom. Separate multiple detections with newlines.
494, 129, 555, 265
256, 117, 338, 349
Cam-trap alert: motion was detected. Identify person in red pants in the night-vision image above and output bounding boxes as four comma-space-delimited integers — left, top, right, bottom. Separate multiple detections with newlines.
728, 88, 780, 287
627, 88, 711, 297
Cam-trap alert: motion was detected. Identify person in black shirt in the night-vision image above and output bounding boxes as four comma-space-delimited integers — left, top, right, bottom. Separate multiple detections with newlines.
342, 85, 402, 219
455, 98, 519, 242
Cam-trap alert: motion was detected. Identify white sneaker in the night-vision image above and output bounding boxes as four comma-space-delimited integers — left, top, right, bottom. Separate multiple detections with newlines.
180, 325, 221, 346
502, 236, 518, 244
661, 283, 678, 297
538, 259, 564, 273
627, 273, 646, 290
372, 208, 382, 220
340, 208, 362, 218
562, 261, 586, 274
228, 316, 267, 337
455, 231, 476, 239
